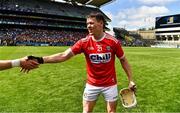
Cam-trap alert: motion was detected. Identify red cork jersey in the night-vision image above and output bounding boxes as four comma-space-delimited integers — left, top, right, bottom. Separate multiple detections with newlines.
71, 33, 124, 86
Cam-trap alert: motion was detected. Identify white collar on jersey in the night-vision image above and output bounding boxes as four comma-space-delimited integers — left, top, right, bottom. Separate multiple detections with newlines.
92, 32, 106, 42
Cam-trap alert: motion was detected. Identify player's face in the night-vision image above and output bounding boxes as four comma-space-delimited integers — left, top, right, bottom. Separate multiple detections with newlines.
86, 17, 103, 36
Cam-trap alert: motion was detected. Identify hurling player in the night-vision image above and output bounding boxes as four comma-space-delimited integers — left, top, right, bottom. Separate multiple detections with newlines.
26, 13, 136, 113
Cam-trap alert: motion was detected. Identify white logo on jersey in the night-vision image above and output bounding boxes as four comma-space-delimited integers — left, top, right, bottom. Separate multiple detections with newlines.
89, 52, 111, 64
96, 45, 102, 52
88, 47, 94, 50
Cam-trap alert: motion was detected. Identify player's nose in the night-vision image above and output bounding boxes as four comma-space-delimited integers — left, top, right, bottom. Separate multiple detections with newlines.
87, 24, 91, 29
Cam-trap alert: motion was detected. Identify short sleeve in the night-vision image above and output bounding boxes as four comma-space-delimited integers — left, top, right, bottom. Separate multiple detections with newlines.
71, 39, 83, 55
115, 41, 125, 59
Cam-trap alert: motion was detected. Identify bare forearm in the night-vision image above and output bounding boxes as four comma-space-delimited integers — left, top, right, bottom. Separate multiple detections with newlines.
43, 48, 73, 63
120, 57, 136, 90
0, 60, 12, 70
43, 53, 68, 63
120, 57, 133, 81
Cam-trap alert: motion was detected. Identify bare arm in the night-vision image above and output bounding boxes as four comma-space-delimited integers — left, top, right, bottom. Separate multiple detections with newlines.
120, 56, 133, 81
0, 60, 12, 70
20, 48, 74, 73
119, 56, 136, 90
43, 48, 74, 63
0, 57, 39, 71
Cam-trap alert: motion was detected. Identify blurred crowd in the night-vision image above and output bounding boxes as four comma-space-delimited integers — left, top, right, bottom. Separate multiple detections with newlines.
0, 28, 87, 46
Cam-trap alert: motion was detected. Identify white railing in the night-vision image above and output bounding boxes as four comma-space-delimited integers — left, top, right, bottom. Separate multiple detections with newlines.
151, 41, 180, 48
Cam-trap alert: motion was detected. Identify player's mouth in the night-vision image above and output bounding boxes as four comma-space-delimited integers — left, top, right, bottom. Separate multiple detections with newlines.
88, 28, 93, 33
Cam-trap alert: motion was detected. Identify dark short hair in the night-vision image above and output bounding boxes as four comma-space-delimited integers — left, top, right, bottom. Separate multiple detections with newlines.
87, 12, 106, 29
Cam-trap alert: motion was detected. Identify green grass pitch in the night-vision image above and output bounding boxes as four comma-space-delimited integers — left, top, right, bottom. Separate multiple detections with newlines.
0, 46, 180, 112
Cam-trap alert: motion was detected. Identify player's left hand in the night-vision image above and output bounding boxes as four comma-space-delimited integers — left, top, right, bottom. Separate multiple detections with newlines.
128, 81, 136, 92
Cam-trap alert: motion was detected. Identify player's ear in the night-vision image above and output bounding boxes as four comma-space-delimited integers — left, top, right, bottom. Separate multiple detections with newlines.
100, 20, 103, 25
99, 20, 104, 27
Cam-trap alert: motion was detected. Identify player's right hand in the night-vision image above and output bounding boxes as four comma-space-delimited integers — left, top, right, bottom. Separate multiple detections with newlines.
20, 56, 39, 73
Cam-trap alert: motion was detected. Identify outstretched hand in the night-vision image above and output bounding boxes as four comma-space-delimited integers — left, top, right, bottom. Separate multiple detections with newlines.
20, 57, 39, 73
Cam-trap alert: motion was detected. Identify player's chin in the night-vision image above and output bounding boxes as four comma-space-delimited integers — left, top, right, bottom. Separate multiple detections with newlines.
88, 31, 94, 35
88, 30, 93, 34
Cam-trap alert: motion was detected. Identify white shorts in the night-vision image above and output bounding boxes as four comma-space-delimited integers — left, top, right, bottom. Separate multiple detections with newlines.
83, 83, 118, 102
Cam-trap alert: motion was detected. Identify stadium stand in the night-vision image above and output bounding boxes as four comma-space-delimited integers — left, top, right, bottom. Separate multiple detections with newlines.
113, 27, 146, 46
0, 0, 112, 46
0, 28, 87, 46
61, 0, 115, 7
154, 14, 180, 48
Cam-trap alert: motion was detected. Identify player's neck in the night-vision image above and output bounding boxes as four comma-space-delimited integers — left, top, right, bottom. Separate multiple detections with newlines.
93, 32, 105, 41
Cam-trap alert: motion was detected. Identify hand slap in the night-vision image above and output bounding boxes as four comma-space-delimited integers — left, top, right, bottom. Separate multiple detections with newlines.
20, 59, 39, 73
